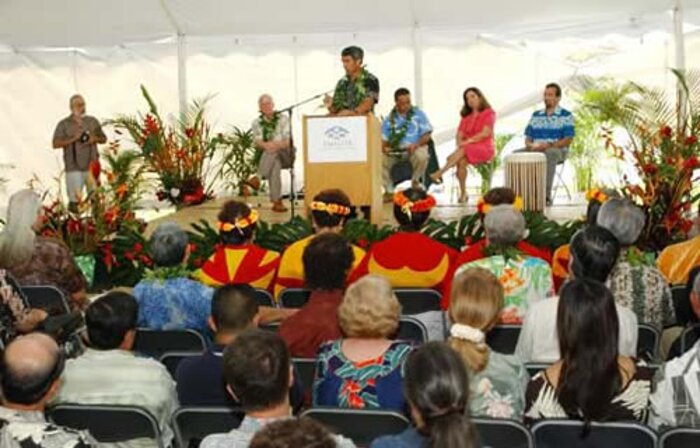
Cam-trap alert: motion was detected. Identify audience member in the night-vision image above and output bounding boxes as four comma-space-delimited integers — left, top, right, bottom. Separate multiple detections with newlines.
314, 275, 412, 412
249, 417, 337, 448
0, 270, 49, 345
133, 222, 212, 331
448, 267, 528, 419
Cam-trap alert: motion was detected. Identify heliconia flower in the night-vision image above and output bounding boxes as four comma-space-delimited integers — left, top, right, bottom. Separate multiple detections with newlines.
685, 135, 698, 146
659, 125, 673, 138
144, 114, 159, 135
185, 128, 195, 139
683, 156, 700, 171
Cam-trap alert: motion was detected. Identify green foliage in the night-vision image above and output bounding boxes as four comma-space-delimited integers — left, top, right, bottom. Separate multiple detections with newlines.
216, 127, 259, 196
254, 216, 313, 253
474, 134, 512, 195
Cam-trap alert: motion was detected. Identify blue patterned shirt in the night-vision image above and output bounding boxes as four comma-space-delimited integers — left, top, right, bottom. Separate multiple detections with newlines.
524, 106, 575, 145
133, 277, 213, 332
381, 107, 433, 147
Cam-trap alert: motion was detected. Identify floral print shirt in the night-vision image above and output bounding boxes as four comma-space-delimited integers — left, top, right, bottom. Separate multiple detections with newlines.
313, 339, 413, 412
469, 351, 529, 420
133, 276, 213, 332
0, 270, 29, 346
0, 407, 96, 447
456, 255, 554, 324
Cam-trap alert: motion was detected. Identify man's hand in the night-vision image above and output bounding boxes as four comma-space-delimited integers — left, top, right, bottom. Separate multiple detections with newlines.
407, 143, 418, 154
530, 142, 547, 151
336, 109, 356, 117
323, 94, 333, 110
16, 309, 48, 333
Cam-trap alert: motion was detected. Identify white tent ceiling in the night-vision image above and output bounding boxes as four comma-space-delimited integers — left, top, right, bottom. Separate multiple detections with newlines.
1, 0, 700, 48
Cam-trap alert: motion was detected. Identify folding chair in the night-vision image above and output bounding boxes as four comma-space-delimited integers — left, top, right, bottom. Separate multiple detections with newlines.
660, 427, 700, 448
680, 323, 700, 354
486, 325, 522, 355
20, 284, 71, 315
393, 289, 442, 315
396, 316, 429, 344
159, 351, 199, 379
525, 363, 551, 378
473, 417, 534, 448
637, 323, 660, 362
671, 284, 693, 326
172, 406, 244, 448
301, 408, 410, 446
279, 288, 311, 308
48, 404, 164, 447
531, 419, 658, 448
552, 160, 572, 201
133, 329, 207, 359
292, 358, 316, 397
253, 288, 276, 308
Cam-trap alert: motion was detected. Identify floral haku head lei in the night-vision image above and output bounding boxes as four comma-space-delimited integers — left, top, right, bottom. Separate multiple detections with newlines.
218, 209, 259, 233
585, 188, 609, 204
309, 201, 352, 216
476, 196, 524, 215
393, 190, 437, 219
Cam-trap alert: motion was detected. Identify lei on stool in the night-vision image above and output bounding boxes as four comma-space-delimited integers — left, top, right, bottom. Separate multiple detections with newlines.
218, 209, 259, 233
393, 190, 437, 220
309, 201, 352, 216
476, 196, 524, 215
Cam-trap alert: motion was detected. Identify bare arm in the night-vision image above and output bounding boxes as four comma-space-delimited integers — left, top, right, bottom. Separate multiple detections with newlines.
257, 306, 298, 324
53, 133, 80, 149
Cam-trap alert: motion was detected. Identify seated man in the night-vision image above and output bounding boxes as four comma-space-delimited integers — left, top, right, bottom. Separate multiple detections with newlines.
176, 284, 301, 408
133, 222, 212, 331
200, 329, 354, 448
0, 333, 96, 447
516, 226, 638, 363
53, 292, 178, 447
381, 88, 432, 200
273, 189, 364, 297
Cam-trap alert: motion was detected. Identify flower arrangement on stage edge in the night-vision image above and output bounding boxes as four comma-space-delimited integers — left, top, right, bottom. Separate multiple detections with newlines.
108, 85, 221, 208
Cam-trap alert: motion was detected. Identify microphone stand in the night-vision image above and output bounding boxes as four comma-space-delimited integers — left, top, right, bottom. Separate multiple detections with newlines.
277, 90, 332, 219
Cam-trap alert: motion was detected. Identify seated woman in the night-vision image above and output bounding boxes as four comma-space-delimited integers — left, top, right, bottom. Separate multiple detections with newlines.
279, 233, 355, 358
0, 189, 88, 310
370, 342, 479, 448
194, 200, 280, 292
430, 87, 496, 204
524, 278, 653, 425
597, 198, 675, 329
448, 267, 528, 419
133, 222, 212, 331
354, 187, 457, 293
453, 205, 554, 322
314, 275, 412, 412
0, 269, 48, 345
551, 188, 618, 292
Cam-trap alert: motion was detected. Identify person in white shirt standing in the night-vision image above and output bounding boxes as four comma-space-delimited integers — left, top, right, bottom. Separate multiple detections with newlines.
52, 291, 178, 447
516, 225, 638, 363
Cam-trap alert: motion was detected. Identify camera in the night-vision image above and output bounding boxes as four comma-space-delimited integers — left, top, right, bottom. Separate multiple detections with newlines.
79, 131, 90, 143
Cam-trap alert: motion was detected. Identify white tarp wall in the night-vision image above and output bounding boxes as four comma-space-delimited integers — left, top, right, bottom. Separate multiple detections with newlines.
1, 0, 700, 199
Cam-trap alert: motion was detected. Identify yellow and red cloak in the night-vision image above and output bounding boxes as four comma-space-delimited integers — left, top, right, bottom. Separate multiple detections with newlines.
194, 243, 280, 292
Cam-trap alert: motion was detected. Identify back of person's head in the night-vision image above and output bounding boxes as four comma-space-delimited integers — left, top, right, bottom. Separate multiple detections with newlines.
86, 291, 139, 350
149, 221, 189, 267
303, 233, 354, 291
217, 200, 257, 245
484, 205, 526, 247
393, 188, 435, 231
405, 342, 477, 448
223, 329, 291, 412
211, 284, 259, 335
557, 278, 621, 423
448, 268, 504, 372
1, 333, 64, 406
309, 189, 352, 230
596, 198, 645, 246
250, 417, 336, 448
569, 225, 621, 282
339, 275, 400, 339
0, 189, 41, 267
482, 187, 516, 207
585, 189, 621, 226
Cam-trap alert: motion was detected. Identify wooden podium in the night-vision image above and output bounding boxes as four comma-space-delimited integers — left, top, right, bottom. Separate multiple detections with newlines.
302, 115, 383, 224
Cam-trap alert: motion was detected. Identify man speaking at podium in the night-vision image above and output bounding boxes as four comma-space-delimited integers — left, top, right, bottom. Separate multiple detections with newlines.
324, 46, 380, 116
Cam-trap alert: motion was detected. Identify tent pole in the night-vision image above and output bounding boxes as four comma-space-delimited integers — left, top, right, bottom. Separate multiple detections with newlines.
177, 33, 188, 121
673, 0, 687, 125
412, 23, 423, 107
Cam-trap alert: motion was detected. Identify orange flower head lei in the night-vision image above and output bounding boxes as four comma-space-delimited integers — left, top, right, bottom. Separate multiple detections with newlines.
476, 196, 523, 215
393, 190, 437, 219
218, 209, 259, 233
309, 201, 352, 216
585, 188, 609, 204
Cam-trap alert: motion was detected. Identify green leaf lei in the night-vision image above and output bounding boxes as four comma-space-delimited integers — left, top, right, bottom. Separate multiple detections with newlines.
483, 244, 523, 262
332, 68, 368, 111
387, 107, 416, 153
144, 265, 192, 283
259, 112, 281, 142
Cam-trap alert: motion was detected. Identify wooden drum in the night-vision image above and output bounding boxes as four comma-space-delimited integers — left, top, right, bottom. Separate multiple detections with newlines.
504, 153, 547, 212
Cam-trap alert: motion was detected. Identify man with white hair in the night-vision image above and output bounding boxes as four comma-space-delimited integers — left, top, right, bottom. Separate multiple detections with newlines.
650, 272, 700, 429
52, 94, 107, 210
249, 94, 292, 213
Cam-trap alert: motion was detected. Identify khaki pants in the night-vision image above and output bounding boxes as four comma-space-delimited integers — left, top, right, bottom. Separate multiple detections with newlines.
258, 150, 282, 202
382, 145, 429, 193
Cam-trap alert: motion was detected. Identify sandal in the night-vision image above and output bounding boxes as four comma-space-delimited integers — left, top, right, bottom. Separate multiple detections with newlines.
430, 172, 444, 185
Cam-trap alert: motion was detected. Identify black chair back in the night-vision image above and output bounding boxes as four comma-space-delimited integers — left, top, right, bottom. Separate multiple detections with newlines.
394, 289, 442, 315
292, 358, 316, 396
660, 427, 700, 448
172, 406, 244, 448
301, 408, 410, 446
20, 285, 70, 315
159, 351, 199, 379
637, 324, 660, 362
525, 363, 551, 378
253, 289, 276, 308
681, 323, 700, 354
531, 420, 657, 448
396, 316, 428, 344
473, 418, 533, 448
133, 329, 207, 358
671, 284, 693, 326
486, 325, 521, 354
279, 288, 311, 308
48, 404, 163, 447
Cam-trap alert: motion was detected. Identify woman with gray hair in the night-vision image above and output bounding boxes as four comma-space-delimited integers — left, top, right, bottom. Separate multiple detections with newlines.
0, 189, 88, 310
454, 204, 554, 324
597, 198, 675, 329
132, 221, 213, 331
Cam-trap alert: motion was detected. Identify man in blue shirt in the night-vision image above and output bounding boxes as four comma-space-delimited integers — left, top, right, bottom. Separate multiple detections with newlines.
381, 88, 433, 200
520, 83, 575, 205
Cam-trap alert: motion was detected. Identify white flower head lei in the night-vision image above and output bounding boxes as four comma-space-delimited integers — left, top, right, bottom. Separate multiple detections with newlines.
450, 323, 486, 345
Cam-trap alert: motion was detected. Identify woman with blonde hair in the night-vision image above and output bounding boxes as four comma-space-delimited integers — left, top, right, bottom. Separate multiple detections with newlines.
0, 190, 87, 310
448, 267, 528, 419
313, 274, 413, 412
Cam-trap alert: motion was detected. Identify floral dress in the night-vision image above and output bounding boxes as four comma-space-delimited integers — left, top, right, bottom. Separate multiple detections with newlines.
455, 255, 554, 324
469, 351, 529, 419
313, 340, 413, 412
